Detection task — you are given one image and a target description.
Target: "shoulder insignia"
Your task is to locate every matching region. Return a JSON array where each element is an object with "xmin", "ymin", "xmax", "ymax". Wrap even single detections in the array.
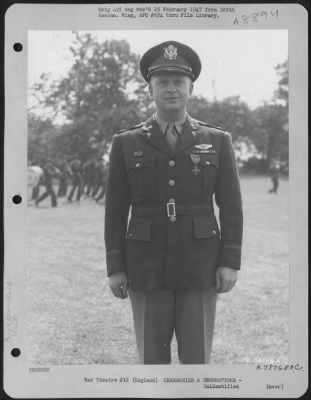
[
  {"xmin": 129, "ymin": 123, "xmax": 144, "ymax": 130},
  {"xmin": 198, "ymin": 120, "xmax": 225, "ymax": 131},
  {"xmin": 116, "ymin": 123, "xmax": 144, "ymax": 135}
]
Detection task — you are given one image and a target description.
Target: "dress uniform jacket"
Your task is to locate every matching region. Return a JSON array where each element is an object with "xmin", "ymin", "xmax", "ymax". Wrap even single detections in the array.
[{"xmin": 104, "ymin": 115, "xmax": 243, "ymax": 290}]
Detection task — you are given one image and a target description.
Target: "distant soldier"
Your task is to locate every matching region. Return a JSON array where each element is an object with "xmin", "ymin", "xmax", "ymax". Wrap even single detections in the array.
[
  {"xmin": 35, "ymin": 160, "xmax": 59, "ymax": 207},
  {"xmin": 68, "ymin": 157, "xmax": 83, "ymax": 202},
  {"xmin": 57, "ymin": 157, "xmax": 72, "ymax": 197},
  {"xmin": 91, "ymin": 159, "xmax": 103, "ymax": 199},
  {"xmin": 28, "ymin": 164, "xmax": 44, "ymax": 201},
  {"xmin": 95, "ymin": 159, "xmax": 108, "ymax": 203},
  {"xmin": 268, "ymin": 160, "xmax": 281, "ymax": 194},
  {"xmin": 82, "ymin": 159, "xmax": 96, "ymax": 196}
]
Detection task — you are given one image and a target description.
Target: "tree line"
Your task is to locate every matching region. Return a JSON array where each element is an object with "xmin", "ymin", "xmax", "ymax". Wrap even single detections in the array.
[{"xmin": 28, "ymin": 33, "xmax": 288, "ymax": 174}]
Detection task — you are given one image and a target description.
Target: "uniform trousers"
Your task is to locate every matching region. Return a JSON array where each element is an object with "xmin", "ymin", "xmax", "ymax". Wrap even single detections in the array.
[{"xmin": 128, "ymin": 286, "xmax": 218, "ymax": 364}]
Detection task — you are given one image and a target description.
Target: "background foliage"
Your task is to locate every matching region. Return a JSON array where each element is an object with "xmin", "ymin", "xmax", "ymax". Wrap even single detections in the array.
[{"xmin": 28, "ymin": 33, "xmax": 288, "ymax": 173}]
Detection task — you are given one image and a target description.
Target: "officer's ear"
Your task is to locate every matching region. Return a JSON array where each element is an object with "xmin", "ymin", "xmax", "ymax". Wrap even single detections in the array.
[
  {"xmin": 148, "ymin": 82, "xmax": 154, "ymax": 97},
  {"xmin": 189, "ymin": 80, "xmax": 194, "ymax": 95}
]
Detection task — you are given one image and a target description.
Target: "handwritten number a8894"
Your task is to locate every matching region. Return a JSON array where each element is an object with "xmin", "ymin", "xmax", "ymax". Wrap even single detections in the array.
[{"xmin": 233, "ymin": 9, "xmax": 279, "ymax": 25}]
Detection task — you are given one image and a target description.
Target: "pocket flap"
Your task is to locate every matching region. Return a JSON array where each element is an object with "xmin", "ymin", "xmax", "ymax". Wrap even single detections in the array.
[
  {"xmin": 126, "ymin": 218, "xmax": 152, "ymax": 241},
  {"xmin": 193, "ymin": 216, "xmax": 220, "ymax": 239},
  {"xmin": 126, "ymin": 156, "xmax": 155, "ymax": 170}
]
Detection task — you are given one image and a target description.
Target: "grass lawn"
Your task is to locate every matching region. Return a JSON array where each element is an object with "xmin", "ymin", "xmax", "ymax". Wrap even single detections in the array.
[{"xmin": 27, "ymin": 176, "xmax": 289, "ymax": 365}]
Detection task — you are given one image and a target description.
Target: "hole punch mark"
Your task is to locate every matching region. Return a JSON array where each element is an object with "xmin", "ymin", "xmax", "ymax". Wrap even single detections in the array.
[
  {"xmin": 12, "ymin": 195, "xmax": 22, "ymax": 204},
  {"xmin": 11, "ymin": 348, "xmax": 21, "ymax": 357},
  {"xmin": 13, "ymin": 43, "xmax": 23, "ymax": 52}
]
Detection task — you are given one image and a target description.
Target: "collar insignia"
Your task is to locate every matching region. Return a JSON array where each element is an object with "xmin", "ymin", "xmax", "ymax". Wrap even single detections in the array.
[
  {"xmin": 163, "ymin": 44, "xmax": 178, "ymax": 61},
  {"xmin": 141, "ymin": 124, "xmax": 152, "ymax": 138},
  {"xmin": 142, "ymin": 124, "xmax": 152, "ymax": 132},
  {"xmin": 189, "ymin": 118, "xmax": 200, "ymax": 131}
]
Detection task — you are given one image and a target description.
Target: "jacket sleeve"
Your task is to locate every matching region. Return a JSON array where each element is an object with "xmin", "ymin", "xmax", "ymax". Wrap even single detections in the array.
[
  {"xmin": 215, "ymin": 131, "xmax": 243, "ymax": 270},
  {"xmin": 104, "ymin": 134, "xmax": 130, "ymax": 276}
]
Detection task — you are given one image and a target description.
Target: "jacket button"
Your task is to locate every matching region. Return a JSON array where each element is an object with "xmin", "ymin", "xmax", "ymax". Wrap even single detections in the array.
[
  {"xmin": 169, "ymin": 160, "xmax": 175, "ymax": 167},
  {"xmin": 169, "ymin": 216, "xmax": 176, "ymax": 222},
  {"xmin": 168, "ymin": 179, "xmax": 175, "ymax": 186},
  {"xmin": 212, "ymin": 230, "xmax": 216, "ymax": 234}
]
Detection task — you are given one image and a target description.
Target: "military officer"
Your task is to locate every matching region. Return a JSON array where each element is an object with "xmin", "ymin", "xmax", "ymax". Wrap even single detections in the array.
[{"xmin": 104, "ymin": 41, "xmax": 243, "ymax": 364}]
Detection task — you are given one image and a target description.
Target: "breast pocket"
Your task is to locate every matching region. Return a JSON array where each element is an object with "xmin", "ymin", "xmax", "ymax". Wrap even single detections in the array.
[
  {"xmin": 125, "ymin": 155, "xmax": 156, "ymax": 197},
  {"xmin": 190, "ymin": 154, "xmax": 219, "ymax": 193}
]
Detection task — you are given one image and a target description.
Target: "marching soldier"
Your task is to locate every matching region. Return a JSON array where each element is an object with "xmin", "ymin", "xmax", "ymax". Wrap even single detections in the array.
[
  {"xmin": 35, "ymin": 159, "xmax": 59, "ymax": 207},
  {"xmin": 82, "ymin": 158, "xmax": 96, "ymax": 196},
  {"xmin": 91, "ymin": 158, "xmax": 104, "ymax": 199},
  {"xmin": 95, "ymin": 158, "xmax": 108, "ymax": 203},
  {"xmin": 104, "ymin": 41, "xmax": 243, "ymax": 364},
  {"xmin": 57, "ymin": 156, "xmax": 72, "ymax": 197},
  {"xmin": 67, "ymin": 157, "xmax": 83, "ymax": 202}
]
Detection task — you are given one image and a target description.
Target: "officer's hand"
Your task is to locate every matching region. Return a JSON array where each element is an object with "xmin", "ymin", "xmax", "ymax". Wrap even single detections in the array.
[
  {"xmin": 108, "ymin": 272, "xmax": 128, "ymax": 299},
  {"xmin": 216, "ymin": 267, "xmax": 238, "ymax": 293}
]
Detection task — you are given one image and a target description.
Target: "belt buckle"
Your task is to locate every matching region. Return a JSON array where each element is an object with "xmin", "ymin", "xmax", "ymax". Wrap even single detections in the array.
[{"xmin": 166, "ymin": 200, "xmax": 176, "ymax": 218}]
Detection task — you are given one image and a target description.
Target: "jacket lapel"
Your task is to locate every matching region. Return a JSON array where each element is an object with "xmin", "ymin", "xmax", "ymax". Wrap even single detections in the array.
[
  {"xmin": 139, "ymin": 117, "xmax": 172, "ymax": 156},
  {"xmin": 172, "ymin": 117, "xmax": 203, "ymax": 156}
]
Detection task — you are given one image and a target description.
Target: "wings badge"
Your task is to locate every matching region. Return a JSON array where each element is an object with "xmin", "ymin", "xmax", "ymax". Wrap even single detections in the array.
[
  {"xmin": 193, "ymin": 144, "xmax": 216, "ymax": 153},
  {"xmin": 194, "ymin": 144, "xmax": 213, "ymax": 150}
]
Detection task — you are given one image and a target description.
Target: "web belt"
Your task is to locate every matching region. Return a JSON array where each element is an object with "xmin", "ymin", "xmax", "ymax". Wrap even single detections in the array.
[{"xmin": 131, "ymin": 201, "xmax": 213, "ymax": 218}]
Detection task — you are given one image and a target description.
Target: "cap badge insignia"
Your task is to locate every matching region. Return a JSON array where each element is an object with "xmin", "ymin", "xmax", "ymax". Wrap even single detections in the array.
[{"xmin": 164, "ymin": 44, "xmax": 178, "ymax": 61}]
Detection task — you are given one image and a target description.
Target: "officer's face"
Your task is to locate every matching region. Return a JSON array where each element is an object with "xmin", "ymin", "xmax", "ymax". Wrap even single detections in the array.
[{"xmin": 149, "ymin": 73, "xmax": 193, "ymax": 113}]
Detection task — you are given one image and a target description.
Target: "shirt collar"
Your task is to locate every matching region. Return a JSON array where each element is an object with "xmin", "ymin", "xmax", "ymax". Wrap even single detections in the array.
[{"xmin": 153, "ymin": 112, "xmax": 187, "ymax": 135}]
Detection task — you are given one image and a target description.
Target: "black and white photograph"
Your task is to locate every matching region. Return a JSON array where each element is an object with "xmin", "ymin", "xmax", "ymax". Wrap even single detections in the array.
[
  {"xmin": 26, "ymin": 28, "xmax": 289, "ymax": 365},
  {"xmin": 3, "ymin": 3, "xmax": 308, "ymax": 398}
]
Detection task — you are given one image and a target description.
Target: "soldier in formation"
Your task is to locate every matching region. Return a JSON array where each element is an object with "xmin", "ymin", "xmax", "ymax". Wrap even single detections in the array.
[
  {"xmin": 67, "ymin": 157, "xmax": 83, "ymax": 202},
  {"xmin": 82, "ymin": 158, "xmax": 97, "ymax": 197},
  {"xmin": 35, "ymin": 159, "xmax": 59, "ymax": 207},
  {"xmin": 29, "ymin": 154, "xmax": 109, "ymax": 207},
  {"xmin": 94, "ymin": 158, "xmax": 108, "ymax": 203},
  {"xmin": 56, "ymin": 156, "xmax": 72, "ymax": 197}
]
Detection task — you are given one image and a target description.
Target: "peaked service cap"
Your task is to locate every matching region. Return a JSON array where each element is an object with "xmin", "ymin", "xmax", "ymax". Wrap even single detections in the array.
[{"xmin": 140, "ymin": 41, "xmax": 201, "ymax": 83}]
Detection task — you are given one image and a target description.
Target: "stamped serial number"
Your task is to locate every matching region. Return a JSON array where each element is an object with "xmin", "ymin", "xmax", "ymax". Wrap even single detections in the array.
[{"xmin": 220, "ymin": 8, "xmax": 235, "ymax": 12}]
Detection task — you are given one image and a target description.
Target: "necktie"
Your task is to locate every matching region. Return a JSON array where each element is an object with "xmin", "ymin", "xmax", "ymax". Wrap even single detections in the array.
[{"xmin": 165, "ymin": 124, "xmax": 179, "ymax": 149}]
